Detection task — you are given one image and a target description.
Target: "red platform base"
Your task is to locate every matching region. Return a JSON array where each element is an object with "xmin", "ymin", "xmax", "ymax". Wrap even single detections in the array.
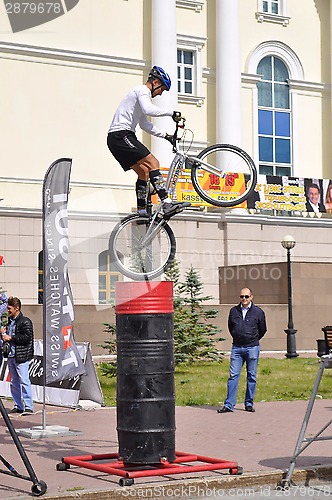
[{"xmin": 57, "ymin": 451, "xmax": 242, "ymax": 486}]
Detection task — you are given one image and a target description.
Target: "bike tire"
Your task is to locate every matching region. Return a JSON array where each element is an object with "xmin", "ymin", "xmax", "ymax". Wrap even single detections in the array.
[
  {"xmin": 191, "ymin": 144, "xmax": 257, "ymax": 208},
  {"xmin": 109, "ymin": 214, "xmax": 176, "ymax": 281}
]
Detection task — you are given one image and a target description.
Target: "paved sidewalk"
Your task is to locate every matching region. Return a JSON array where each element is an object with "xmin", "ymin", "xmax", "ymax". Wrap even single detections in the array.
[{"xmin": 0, "ymin": 399, "xmax": 332, "ymax": 499}]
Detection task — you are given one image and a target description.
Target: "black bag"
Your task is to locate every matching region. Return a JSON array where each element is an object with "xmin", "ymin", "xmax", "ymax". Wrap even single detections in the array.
[{"xmin": 2, "ymin": 342, "xmax": 11, "ymax": 358}]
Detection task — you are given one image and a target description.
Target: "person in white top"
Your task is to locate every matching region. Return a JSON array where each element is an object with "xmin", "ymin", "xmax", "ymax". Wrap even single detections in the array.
[{"xmin": 107, "ymin": 66, "xmax": 191, "ymax": 218}]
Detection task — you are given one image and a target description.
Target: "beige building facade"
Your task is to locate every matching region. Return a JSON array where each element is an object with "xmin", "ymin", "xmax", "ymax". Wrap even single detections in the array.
[{"xmin": 0, "ymin": 0, "xmax": 332, "ymax": 353}]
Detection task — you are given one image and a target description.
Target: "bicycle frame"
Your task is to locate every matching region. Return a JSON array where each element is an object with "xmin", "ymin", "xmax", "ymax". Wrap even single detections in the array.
[{"xmin": 137, "ymin": 119, "xmax": 226, "ymax": 248}]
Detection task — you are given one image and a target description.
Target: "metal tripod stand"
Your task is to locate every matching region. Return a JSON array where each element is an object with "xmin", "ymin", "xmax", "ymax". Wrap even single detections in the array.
[
  {"xmin": 0, "ymin": 398, "xmax": 47, "ymax": 496},
  {"xmin": 278, "ymin": 354, "xmax": 332, "ymax": 489}
]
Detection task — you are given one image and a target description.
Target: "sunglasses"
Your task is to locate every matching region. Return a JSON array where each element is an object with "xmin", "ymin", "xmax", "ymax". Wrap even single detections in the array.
[{"xmin": 240, "ymin": 295, "xmax": 250, "ymax": 299}]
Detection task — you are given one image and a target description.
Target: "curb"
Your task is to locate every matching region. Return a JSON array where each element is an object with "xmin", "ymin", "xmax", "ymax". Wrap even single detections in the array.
[{"xmin": 11, "ymin": 465, "xmax": 332, "ymax": 500}]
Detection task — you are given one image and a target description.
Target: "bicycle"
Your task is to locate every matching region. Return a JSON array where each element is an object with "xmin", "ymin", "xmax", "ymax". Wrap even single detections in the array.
[{"xmin": 109, "ymin": 118, "xmax": 257, "ymax": 281}]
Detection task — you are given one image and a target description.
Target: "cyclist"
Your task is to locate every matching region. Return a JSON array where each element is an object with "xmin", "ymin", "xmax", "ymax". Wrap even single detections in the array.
[{"xmin": 107, "ymin": 65, "xmax": 191, "ymax": 218}]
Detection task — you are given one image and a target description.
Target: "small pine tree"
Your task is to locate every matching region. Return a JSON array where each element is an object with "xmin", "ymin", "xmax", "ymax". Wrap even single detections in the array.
[
  {"xmin": 164, "ymin": 258, "xmax": 182, "ymax": 309},
  {"xmin": 165, "ymin": 263, "xmax": 224, "ymax": 365},
  {"xmin": 98, "ymin": 322, "xmax": 117, "ymax": 377}
]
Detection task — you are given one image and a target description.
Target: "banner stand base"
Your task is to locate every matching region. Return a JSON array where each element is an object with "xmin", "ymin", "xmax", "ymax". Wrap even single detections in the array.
[
  {"xmin": 15, "ymin": 425, "xmax": 82, "ymax": 440},
  {"xmin": 78, "ymin": 400, "xmax": 102, "ymax": 410}
]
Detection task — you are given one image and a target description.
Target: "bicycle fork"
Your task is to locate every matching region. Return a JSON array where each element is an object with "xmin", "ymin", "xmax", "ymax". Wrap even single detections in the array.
[{"xmin": 139, "ymin": 213, "xmax": 167, "ymax": 248}]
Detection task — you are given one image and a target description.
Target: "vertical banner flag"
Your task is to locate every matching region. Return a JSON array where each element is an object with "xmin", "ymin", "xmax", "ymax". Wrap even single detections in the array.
[{"xmin": 42, "ymin": 159, "xmax": 85, "ymax": 384}]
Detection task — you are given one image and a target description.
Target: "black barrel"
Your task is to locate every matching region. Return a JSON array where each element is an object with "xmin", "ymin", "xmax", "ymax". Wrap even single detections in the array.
[{"xmin": 115, "ymin": 281, "xmax": 175, "ymax": 465}]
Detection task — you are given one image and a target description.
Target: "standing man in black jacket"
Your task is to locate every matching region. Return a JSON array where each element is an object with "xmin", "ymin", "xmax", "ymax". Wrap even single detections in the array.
[
  {"xmin": 0, "ymin": 296, "xmax": 34, "ymax": 415},
  {"xmin": 218, "ymin": 287, "xmax": 267, "ymax": 414}
]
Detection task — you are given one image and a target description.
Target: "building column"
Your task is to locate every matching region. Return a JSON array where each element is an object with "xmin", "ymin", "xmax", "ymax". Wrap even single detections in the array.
[
  {"xmin": 216, "ymin": 0, "xmax": 242, "ymax": 147},
  {"xmin": 151, "ymin": 0, "xmax": 178, "ymax": 168}
]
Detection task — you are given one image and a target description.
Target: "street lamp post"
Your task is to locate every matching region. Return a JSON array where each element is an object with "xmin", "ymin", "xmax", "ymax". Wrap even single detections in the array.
[{"xmin": 281, "ymin": 235, "xmax": 299, "ymax": 359}]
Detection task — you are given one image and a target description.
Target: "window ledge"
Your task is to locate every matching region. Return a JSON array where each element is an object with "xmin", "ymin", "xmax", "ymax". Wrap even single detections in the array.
[
  {"xmin": 178, "ymin": 94, "xmax": 205, "ymax": 107},
  {"xmin": 255, "ymin": 11, "xmax": 290, "ymax": 27},
  {"xmin": 176, "ymin": 0, "xmax": 204, "ymax": 12},
  {"xmin": 288, "ymin": 79, "xmax": 327, "ymax": 93}
]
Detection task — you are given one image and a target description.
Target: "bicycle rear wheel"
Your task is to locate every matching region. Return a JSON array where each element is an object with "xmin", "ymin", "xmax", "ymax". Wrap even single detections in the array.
[
  {"xmin": 191, "ymin": 144, "xmax": 257, "ymax": 208},
  {"xmin": 109, "ymin": 214, "xmax": 176, "ymax": 281}
]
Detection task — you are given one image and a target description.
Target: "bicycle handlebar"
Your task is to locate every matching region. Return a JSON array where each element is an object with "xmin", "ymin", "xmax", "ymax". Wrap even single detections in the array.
[{"xmin": 171, "ymin": 117, "xmax": 186, "ymax": 152}]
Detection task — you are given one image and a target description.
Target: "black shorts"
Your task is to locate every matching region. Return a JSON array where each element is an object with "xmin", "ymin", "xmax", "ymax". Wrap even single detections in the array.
[{"xmin": 107, "ymin": 131, "xmax": 150, "ymax": 171}]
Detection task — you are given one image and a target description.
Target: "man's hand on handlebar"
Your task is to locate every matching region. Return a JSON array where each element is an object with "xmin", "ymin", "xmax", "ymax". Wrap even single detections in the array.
[
  {"xmin": 164, "ymin": 133, "xmax": 175, "ymax": 144},
  {"xmin": 172, "ymin": 111, "xmax": 182, "ymax": 123}
]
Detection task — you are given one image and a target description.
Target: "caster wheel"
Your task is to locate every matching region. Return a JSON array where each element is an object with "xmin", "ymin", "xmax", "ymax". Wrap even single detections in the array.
[
  {"xmin": 119, "ymin": 478, "xmax": 134, "ymax": 487},
  {"xmin": 56, "ymin": 462, "xmax": 70, "ymax": 471},
  {"xmin": 229, "ymin": 466, "xmax": 243, "ymax": 475},
  {"xmin": 276, "ymin": 480, "xmax": 290, "ymax": 490},
  {"xmin": 31, "ymin": 480, "xmax": 47, "ymax": 496}
]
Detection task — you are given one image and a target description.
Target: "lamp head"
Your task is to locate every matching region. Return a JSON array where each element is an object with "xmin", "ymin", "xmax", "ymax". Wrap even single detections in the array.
[{"xmin": 281, "ymin": 235, "xmax": 296, "ymax": 250}]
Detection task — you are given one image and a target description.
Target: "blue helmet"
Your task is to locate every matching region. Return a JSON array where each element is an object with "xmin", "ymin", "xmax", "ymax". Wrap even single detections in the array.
[{"xmin": 149, "ymin": 66, "xmax": 171, "ymax": 91}]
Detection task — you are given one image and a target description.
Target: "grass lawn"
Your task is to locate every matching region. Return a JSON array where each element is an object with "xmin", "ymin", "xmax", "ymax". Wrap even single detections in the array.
[{"xmin": 97, "ymin": 357, "xmax": 332, "ymax": 407}]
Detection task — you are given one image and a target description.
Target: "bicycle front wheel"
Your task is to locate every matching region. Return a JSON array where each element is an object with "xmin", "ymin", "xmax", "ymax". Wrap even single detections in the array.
[
  {"xmin": 109, "ymin": 214, "xmax": 176, "ymax": 281},
  {"xmin": 191, "ymin": 144, "xmax": 257, "ymax": 208}
]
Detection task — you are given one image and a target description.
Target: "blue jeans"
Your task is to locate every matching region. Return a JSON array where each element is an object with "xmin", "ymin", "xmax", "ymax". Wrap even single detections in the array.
[
  {"xmin": 7, "ymin": 358, "xmax": 33, "ymax": 411},
  {"xmin": 224, "ymin": 345, "xmax": 260, "ymax": 411}
]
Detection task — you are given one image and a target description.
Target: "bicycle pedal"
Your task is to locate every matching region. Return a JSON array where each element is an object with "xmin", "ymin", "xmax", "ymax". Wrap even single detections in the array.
[
  {"xmin": 162, "ymin": 210, "xmax": 179, "ymax": 220},
  {"xmin": 163, "ymin": 203, "xmax": 191, "ymax": 220},
  {"xmin": 177, "ymin": 202, "xmax": 191, "ymax": 211}
]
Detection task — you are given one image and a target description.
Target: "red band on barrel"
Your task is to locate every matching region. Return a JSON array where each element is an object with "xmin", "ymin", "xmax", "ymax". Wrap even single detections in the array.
[{"xmin": 115, "ymin": 281, "xmax": 174, "ymax": 315}]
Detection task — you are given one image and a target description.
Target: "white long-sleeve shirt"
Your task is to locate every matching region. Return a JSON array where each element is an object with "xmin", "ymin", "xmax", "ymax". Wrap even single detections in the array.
[{"xmin": 108, "ymin": 85, "xmax": 173, "ymax": 138}]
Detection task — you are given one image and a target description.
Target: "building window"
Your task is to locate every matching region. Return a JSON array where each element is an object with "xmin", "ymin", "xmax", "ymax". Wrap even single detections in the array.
[
  {"xmin": 177, "ymin": 34, "xmax": 206, "ymax": 106},
  {"xmin": 256, "ymin": 0, "xmax": 289, "ymax": 26},
  {"xmin": 98, "ymin": 250, "xmax": 122, "ymax": 304},
  {"xmin": 262, "ymin": 0, "xmax": 279, "ymax": 14},
  {"xmin": 257, "ymin": 56, "xmax": 292, "ymax": 177},
  {"xmin": 38, "ymin": 250, "xmax": 43, "ymax": 304},
  {"xmin": 177, "ymin": 49, "xmax": 194, "ymax": 94}
]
